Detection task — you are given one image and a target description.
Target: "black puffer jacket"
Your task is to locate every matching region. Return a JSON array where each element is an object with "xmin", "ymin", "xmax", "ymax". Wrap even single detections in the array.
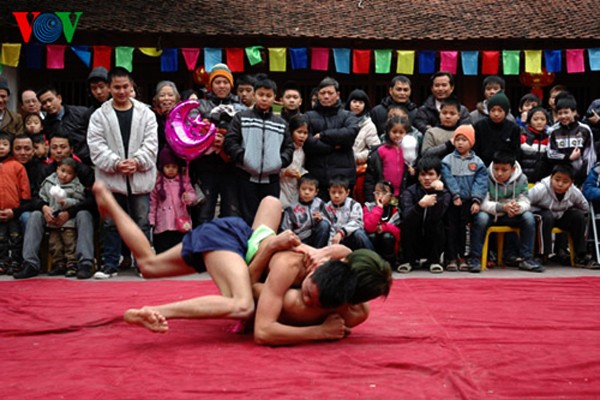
[
  {"xmin": 371, "ymin": 96, "xmax": 418, "ymax": 136},
  {"xmin": 45, "ymin": 105, "xmax": 91, "ymax": 165},
  {"xmin": 413, "ymin": 95, "xmax": 471, "ymax": 134},
  {"xmin": 304, "ymin": 100, "xmax": 359, "ymax": 185}
]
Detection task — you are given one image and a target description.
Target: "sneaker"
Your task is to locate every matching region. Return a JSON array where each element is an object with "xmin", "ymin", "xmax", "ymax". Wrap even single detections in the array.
[
  {"xmin": 119, "ymin": 256, "xmax": 133, "ymax": 270},
  {"xmin": 13, "ymin": 262, "xmax": 40, "ymax": 279},
  {"xmin": 519, "ymin": 258, "xmax": 545, "ymax": 273},
  {"xmin": 503, "ymin": 256, "xmax": 522, "ymax": 267},
  {"xmin": 65, "ymin": 267, "xmax": 78, "ymax": 277},
  {"xmin": 468, "ymin": 258, "xmax": 481, "ymax": 273},
  {"xmin": 76, "ymin": 262, "xmax": 95, "ymax": 280},
  {"xmin": 94, "ymin": 268, "xmax": 118, "ymax": 280},
  {"xmin": 48, "ymin": 265, "xmax": 67, "ymax": 276},
  {"xmin": 574, "ymin": 256, "xmax": 600, "ymax": 270}
]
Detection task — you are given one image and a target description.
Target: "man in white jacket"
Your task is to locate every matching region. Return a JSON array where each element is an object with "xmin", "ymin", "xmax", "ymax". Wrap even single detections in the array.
[{"xmin": 87, "ymin": 67, "xmax": 158, "ymax": 279}]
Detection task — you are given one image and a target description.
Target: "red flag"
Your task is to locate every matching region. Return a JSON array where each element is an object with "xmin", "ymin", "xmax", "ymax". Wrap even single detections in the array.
[
  {"xmin": 352, "ymin": 49, "xmax": 371, "ymax": 74},
  {"xmin": 93, "ymin": 46, "xmax": 112, "ymax": 69},
  {"xmin": 226, "ymin": 48, "xmax": 244, "ymax": 72},
  {"xmin": 482, "ymin": 51, "xmax": 499, "ymax": 75}
]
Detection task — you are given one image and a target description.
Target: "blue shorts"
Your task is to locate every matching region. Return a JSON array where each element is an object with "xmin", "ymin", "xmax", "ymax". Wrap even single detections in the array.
[{"xmin": 181, "ymin": 217, "xmax": 253, "ymax": 273}]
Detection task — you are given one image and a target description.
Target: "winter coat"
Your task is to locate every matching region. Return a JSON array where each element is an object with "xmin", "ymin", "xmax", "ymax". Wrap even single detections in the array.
[
  {"xmin": 529, "ymin": 176, "xmax": 588, "ymax": 219},
  {"xmin": 400, "ymin": 183, "xmax": 451, "ymax": 225},
  {"xmin": 304, "ymin": 100, "xmax": 359, "ymax": 185},
  {"xmin": 480, "ymin": 161, "xmax": 530, "ymax": 219},
  {"xmin": 149, "ymin": 174, "xmax": 196, "ymax": 234},
  {"xmin": 473, "ymin": 117, "xmax": 522, "ymax": 167},
  {"xmin": 520, "ymin": 126, "xmax": 550, "ymax": 184},
  {"xmin": 353, "ymin": 115, "xmax": 380, "ymax": 164},
  {"xmin": 469, "ymin": 100, "xmax": 516, "ymax": 125},
  {"xmin": 547, "ymin": 121, "xmax": 596, "ymax": 183},
  {"xmin": 324, "ymin": 197, "xmax": 364, "ymax": 242},
  {"xmin": 0, "ymin": 109, "xmax": 24, "ymax": 135},
  {"xmin": 441, "ymin": 150, "xmax": 488, "ymax": 202},
  {"xmin": 413, "ymin": 95, "xmax": 471, "ymax": 134},
  {"xmin": 364, "ymin": 143, "xmax": 407, "ymax": 202},
  {"xmin": 87, "ymin": 98, "xmax": 158, "ymax": 195},
  {"xmin": 42, "ymin": 160, "xmax": 95, "ymax": 218},
  {"xmin": 0, "ymin": 157, "xmax": 30, "ymax": 210},
  {"xmin": 39, "ymin": 173, "xmax": 86, "ymax": 228},
  {"xmin": 582, "ymin": 162, "xmax": 600, "ymax": 202},
  {"xmin": 281, "ymin": 197, "xmax": 328, "ymax": 241},
  {"xmin": 224, "ymin": 107, "xmax": 294, "ymax": 184},
  {"xmin": 12, "ymin": 158, "xmax": 46, "ymax": 217},
  {"xmin": 371, "ymin": 96, "xmax": 418, "ymax": 136},
  {"xmin": 363, "ymin": 202, "xmax": 401, "ymax": 243},
  {"xmin": 44, "ymin": 105, "xmax": 91, "ymax": 165}
]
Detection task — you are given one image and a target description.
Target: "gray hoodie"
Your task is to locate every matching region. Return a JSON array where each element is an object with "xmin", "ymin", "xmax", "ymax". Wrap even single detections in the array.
[{"xmin": 529, "ymin": 176, "xmax": 589, "ymax": 219}]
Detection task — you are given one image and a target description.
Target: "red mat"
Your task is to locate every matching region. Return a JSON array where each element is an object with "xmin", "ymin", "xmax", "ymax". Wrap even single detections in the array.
[{"xmin": 1, "ymin": 277, "xmax": 600, "ymax": 399}]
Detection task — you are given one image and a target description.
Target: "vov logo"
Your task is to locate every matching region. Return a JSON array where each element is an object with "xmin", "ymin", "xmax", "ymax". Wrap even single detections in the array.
[{"xmin": 12, "ymin": 12, "xmax": 83, "ymax": 44}]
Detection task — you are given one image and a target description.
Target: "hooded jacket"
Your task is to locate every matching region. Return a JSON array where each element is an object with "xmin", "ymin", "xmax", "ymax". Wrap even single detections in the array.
[
  {"xmin": 371, "ymin": 96, "xmax": 418, "ymax": 136},
  {"xmin": 441, "ymin": 150, "xmax": 488, "ymax": 202},
  {"xmin": 38, "ymin": 173, "xmax": 86, "ymax": 228},
  {"xmin": 480, "ymin": 161, "xmax": 530, "ymax": 219},
  {"xmin": 529, "ymin": 176, "xmax": 588, "ymax": 219},
  {"xmin": 413, "ymin": 95, "xmax": 471, "ymax": 134},
  {"xmin": 547, "ymin": 120, "xmax": 596, "ymax": 183}
]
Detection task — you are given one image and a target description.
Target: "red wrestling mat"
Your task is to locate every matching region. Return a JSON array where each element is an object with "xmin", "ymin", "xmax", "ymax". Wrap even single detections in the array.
[{"xmin": 1, "ymin": 277, "xmax": 600, "ymax": 399}]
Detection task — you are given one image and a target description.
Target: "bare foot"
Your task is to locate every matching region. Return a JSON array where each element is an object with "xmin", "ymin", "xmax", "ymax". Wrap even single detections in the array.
[
  {"xmin": 124, "ymin": 307, "xmax": 169, "ymax": 333},
  {"xmin": 92, "ymin": 181, "xmax": 117, "ymax": 219}
]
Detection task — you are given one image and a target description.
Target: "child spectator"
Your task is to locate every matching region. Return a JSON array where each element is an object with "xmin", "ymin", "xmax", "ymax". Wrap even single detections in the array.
[
  {"xmin": 224, "ymin": 77, "xmax": 294, "ymax": 224},
  {"xmin": 384, "ymin": 104, "xmax": 423, "ymax": 148},
  {"xmin": 280, "ymin": 115, "xmax": 309, "ymax": 207},
  {"xmin": 441, "ymin": 125, "xmax": 488, "ymax": 271},
  {"xmin": 38, "ymin": 157, "xmax": 85, "ymax": 276},
  {"xmin": 473, "ymin": 91, "xmax": 522, "ymax": 166},
  {"xmin": 398, "ymin": 157, "xmax": 450, "ymax": 273},
  {"xmin": 364, "ymin": 116, "xmax": 411, "ymax": 203},
  {"xmin": 280, "ymin": 81, "xmax": 303, "ymax": 123},
  {"xmin": 149, "ymin": 147, "xmax": 197, "ymax": 255},
  {"xmin": 469, "ymin": 151, "xmax": 543, "ymax": 273},
  {"xmin": 23, "ymin": 112, "xmax": 44, "ymax": 135},
  {"xmin": 520, "ymin": 107, "xmax": 550, "ymax": 184},
  {"xmin": 529, "ymin": 164, "xmax": 598, "ymax": 268},
  {"xmin": 421, "ymin": 96, "xmax": 462, "ymax": 158},
  {"xmin": 236, "ymin": 74, "xmax": 257, "ymax": 108},
  {"xmin": 363, "ymin": 180, "xmax": 401, "ymax": 266},
  {"xmin": 515, "ymin": 93, "xmax": 541, "ymax": 128},
  {"xmin": 324, "ymin": 176, "xmax": 374, "ymax": 250},
  {"xmin": 0, "ymin": 132, "xmax": 31, "ymax": 274},
  {"xmin": 547, "ymin": 93, "xmax": 596, "ymax": 185},
  {"xmin": 280, "ymin": 174, "xmax": 330, "ymax": 248},
  {"xmin": 547, "ymin": 84, "xmax": 567, "ymax": 125},
  {"xmin": 348, "ymin": 89, "xmax": 380, "ymax": 204},
  {"xmin": 31, "ymin": 133, "xmax": 51, "ymax": 165},
  {"xmin": 470, "ymin": 76, "xmax": 515, "ymax": 124}
]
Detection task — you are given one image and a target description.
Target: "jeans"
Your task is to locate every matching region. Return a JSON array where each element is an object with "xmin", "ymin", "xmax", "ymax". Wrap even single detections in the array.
[
  {"xmin": 470, "ymin": 211, "xmax": 536, "ymax": 259},
  {"xmin": 191, "ymin": 167, "xmax": 239, "ymax": 226},
  {"xmin": 341, "ymin": 228, "xmax": 375, "ymax": 251},
  {"xmin": 101, "ymin": 193, "xmax": 150, "ymax": 271},
  {"xmin": 19, "ymin": 211, "xmax": 31, "ymax": 232},
  {"xmin": 22, "ymin": 210, "xmax": 95, "ymax": 270},
  {"xmin": 302, "ymin": 219, "xmax": 331, "ymax": 249}
]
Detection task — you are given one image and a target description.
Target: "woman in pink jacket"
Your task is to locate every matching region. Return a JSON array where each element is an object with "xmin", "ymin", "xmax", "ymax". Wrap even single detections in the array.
[{"xmin": 149, "ymin": 147, "xmax": 197, "ymax": 254}]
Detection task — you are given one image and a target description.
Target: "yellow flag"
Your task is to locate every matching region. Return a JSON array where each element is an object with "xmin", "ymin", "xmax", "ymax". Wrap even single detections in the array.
[
  {"xmin": 138, "ymin": 47, "xmax": 163, "ymax": 57},
  {"xmin": 524, "ymin": 50, "xmax": 542, "ymax": 74},
  {"xmin": 268, "ymin": 48, "xmax": 286, "ymax": 72},
  {"xmin": 0, "ymin": 43, "xmax": 22, "ymax": 67},
  {"xmin": 396, "ymin": 50, "xmax": 415, "ymax": 75}
]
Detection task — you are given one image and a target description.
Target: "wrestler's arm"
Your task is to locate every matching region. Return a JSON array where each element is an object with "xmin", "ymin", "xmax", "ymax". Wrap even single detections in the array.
[
  {"xmin": 248, "ymin": 231, "xmax": 301, "ymax": 284},
  {"xmin": 297, "ymin": 243, "xmax": 352, "ymax": 271},
  {"xmin": 254, "ymin": 262, "xmax": 347, "ymax": 346},
  {"xmin": 339, "ymin": 303, "xmax": 370, "ymax": 328}
]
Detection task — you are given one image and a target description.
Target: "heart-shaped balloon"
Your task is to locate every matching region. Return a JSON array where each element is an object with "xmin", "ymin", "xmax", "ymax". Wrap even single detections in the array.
[{"xmin": 165, "ymin": 100, "xmax": 217, "ymax": 161}]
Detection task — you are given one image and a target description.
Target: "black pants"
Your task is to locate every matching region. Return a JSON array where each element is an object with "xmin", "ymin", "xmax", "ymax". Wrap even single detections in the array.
[
  {"xmin": 368, "ymin": 232, "xmax": 397, "ymax": 263},
  {"xmin": 237, "ymin": 177, "xmax": 280, "ymax": 226},
  {"xmin": 534, "ymin": 209, "xmax": 587, "ymax": 257},
  {"xmin": 0, "ymin": 219, "xmax": 22, "ymax": 264},
  {"xmin": 445, "ymin": 201, "xmax": 472, "ymax": 261},
  {"xmin": 401, "ymin": 218, "xmax": 444, "ymax": 266},
  {"xmin": 153, "ymin": 230, "xmax": 186, "ymax": 255}
]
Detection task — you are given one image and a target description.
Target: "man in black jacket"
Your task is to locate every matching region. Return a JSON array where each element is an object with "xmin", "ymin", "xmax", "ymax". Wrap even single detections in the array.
[
  {"xmin": 37, "ymin": 86, "xmax": 91, "ymax": 165},
  {"xmin": 304, "ymin": 77, "xmax": 359, "ymax": 201},
  {"xmin": 371, "ymin": 75, "xmax": 418, "ymax": 136}
]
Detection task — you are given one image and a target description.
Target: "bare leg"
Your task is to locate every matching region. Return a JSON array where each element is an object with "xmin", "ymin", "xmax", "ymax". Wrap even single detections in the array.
[
  {"xmin": 252, "ymin": 196, "xmax": 283, "ymax": 231},
  {"xmin": 94, "ymin": 181, "xmax": 194, "ymax": 278}
]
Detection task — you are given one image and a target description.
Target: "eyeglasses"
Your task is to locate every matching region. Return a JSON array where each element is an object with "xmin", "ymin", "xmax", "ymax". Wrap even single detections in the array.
[{"xmin": 373, "ymin": 191, "xmax": 392, "ymax": 196}]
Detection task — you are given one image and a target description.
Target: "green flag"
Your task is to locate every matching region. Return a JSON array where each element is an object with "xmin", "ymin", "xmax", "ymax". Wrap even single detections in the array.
[
  {"xmin": 374, "ymin": 49, "xmax": 392, "ymax": 74},
  {"xmin": 502, "ymin": 50, "xmax": 520, "ymax": 75},
  {"xmin": 115, "ymin": 47, "xmax": 134, "ymax": 72},
  {"xmin": 245, "ymin": 46, "xmax": 263, "ymax": 66}
]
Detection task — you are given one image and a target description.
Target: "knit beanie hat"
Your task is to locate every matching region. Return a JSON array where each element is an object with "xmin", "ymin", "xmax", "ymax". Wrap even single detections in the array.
[
  {"xmin": 158, "ymin": 146, "xmax": 184, "ymax": 169},
  {"xmin": 453, "ymin": 124, "xmax": 475, "ymax": 146},
  {"xmin": 209, "ymin": 63, "xmax": 234, "ymax": 88},
  {"xmin": 487, "ymin": 91, "xmax": 510, "ymax": 114},
  {"xmin": 0, "ymin": 76, "xmax": 10, "ymax": 95},
  {"xmin": 87, "ymin": 66, "xmax": 108, "ymax": 82}
]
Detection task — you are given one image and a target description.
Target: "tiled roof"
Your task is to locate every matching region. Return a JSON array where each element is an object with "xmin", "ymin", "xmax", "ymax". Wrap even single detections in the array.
[{"xmin": 3, "ymin": 0, "xmax": 599, "ymax": 44}]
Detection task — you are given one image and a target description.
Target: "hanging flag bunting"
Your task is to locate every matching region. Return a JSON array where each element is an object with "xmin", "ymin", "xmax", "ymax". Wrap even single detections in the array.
[
  {"xmin": 160, "ymin": 48, "xmax": 178, "ymax": 72},
  {"xmin": 268, "ymin": 48, "xmax": 286, "ymax": 72},
  {"xmin": 139, "ymin": 47, "xmax": 163, "ymax": 57},
  {"xmin": 204, "ymin": 48, "xmax": 222, "ymax": 72},
  {"xmin": 502, "ymin": 50, "xmax": 520, "ymax": 75},
  {"xmin": 461, "ymin": 51, "xmax": 479, "ymax": 76},
  {"xmin": 566, "ymin": 49, "xmax": 585, "ymax": 73},
  {"xmin": 226, "ymin": 48, "xmax": 244, "ymax": 72},
  {"xmin": 289, "ymin": 48, "xmax": 308, "ymax": 70},
  {"xmin": 482, "ymin": 51, "xmax": 499, "ymax": 75},
  {"xmin": 0, "ymin": 43, "xmax": 21, "ymax": 67},
  {"xmin": 588, "ymin": 48, "xmax": 600, "ymax": 72},
  {"xmin": 245, "ymin": 46, "xmax": 263, "ymax": 66},
  {"xmin": 181, "ymin": 48, "xmax": 200, "ymax": 71},
  {"xmin": 353, "ymin": 49, "xmax": 371, "ymax": 74},
  {"xmin": 439, "ymin": 51, "xmax": 458, "ymax": 74},
  {"xmin": 544, "ymin": 50, "xmax": 562, "ymax": 73},
  {"xmin": 418, "ymin": 51, "xmax": 435, "ymax": 74},
  {"xmin": 115, "ymin": 46, "xmax": 134, "ymax": 72},
  {"xmin": 374, "ymin": 49, "xmax": 392, "ymax": 74},
  {"xmin": 333, "ymin": 48, "xmax": 350, "ymax": 74},
  {"xmin": 71, "ymin": 45, "xmax": 91, "ymax": 67},
  {"xmin": 47, "ymin": 44, "xmax": 66, "ymax": 69},
  {"xmin": 25, "ymin": 43, "xmax": 43, "ymax": 69},
  {"xmin": 93, "ymin": 46, "xmax": 112, "ymax": 69},
  {"xmin": 0, "ymin": 65, "xmax": 2, "ymax": 74},
  {"xmin": 396, "ymin": 51, "xmax": 415, "ymax": 75},
  {"xmin": 311, "ymin": 48, "xmax": 329, "ymax": 71},
  {"xmin": 524, "ymin": 50, "xmax": 542, "ymax": 74}
]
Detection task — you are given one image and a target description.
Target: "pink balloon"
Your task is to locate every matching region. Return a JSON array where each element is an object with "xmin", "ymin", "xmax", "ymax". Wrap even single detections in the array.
[{"xmin": 165, "ymin": 100, "xmax": 217, "ymax": 161}]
